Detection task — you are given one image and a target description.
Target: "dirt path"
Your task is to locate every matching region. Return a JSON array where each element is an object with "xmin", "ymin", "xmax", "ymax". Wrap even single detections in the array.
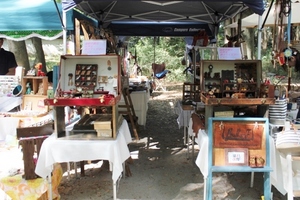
[{"xmin": 0, "ymin": 84, "xmax": 290, "ymax": 199}]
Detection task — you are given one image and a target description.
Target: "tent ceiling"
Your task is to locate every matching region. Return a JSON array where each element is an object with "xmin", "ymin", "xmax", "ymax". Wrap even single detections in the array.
[
  {"xmin": 64, "ymin": 0, "xmax": 265, "ymax": 36},
  {"xmin": 0, "ymin": 0, "xmax": 98, "ymax": 41},
  {"xmin": 226, "ymin": 2, "xmax": 300, "ymax": 28}
]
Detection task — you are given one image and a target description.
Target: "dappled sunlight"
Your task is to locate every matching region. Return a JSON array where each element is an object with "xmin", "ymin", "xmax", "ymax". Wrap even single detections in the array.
[
  {"xmin": 62, "ymin": 160, "xmax": 104, "ymax": 177},
  {"xmin": 130, "ymin": 150, "xmax": 139, "ymax": 160}
]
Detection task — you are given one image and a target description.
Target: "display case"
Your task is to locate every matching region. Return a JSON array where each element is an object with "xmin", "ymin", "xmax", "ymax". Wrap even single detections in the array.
[
  {"xmin": 201, "ymin": 60, "xmax": 261, "ymax": 98},
  {"xmin": 199, "ymin": 60, "xmax": 275, "ymax": 130},
  {"xmin": 200, "ymin": 60, "xmax": 274, "ymax": 104},
  {"xmin": 44, "ymin": 55, "xmax": 122, "ymax": 139}
]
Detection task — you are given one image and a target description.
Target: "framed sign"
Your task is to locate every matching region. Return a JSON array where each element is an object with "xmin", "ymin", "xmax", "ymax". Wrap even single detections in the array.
[
  {"xmin": 225, "ymin": 148, "xmax": 248, "ymax": 166},
  {"xmin": 82, "ymin": 40, "xmax": 107, "ymax": 55},
  {"xmin": 213, "ymin": 121, "xmax": 264, "ymax": 149},
  {"xmin": 217, "ymin": 47, "xmax": 242, "ymax": 60}
]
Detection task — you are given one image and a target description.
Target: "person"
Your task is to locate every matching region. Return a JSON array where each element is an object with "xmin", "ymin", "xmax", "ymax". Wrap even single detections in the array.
[
  {"xmin": 132, "ymin": 62, "xmax": 142, "ymax": 77},
  {"xmin": 0, "ymin": 38, "xmax": 18, "ymax": 75}
]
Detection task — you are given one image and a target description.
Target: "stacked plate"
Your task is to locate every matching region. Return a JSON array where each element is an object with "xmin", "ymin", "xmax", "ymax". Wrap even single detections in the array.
[
  {"xmin": 269, "ymin": 99, "xmax": 287, "ymax": 126},
  {"xmin": 276, "ymin": 130, "xmax": 300, "ymax": 147}
]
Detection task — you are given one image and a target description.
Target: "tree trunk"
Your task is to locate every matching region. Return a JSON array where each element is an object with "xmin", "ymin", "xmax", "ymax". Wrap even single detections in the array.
[
  {"xmin": 7, "ymin": 40, "xmax": 30, "ymax": 71},
  {"xmin": 244, "ymin": 28, "xmax": 255, "ymax": 60},
  {"xmin": 31, "ymin": 37, "xmax": 47, "ymax": 73},
  {"xmin": 262, "ymin": 28, "xmax": 268, "ymax": 50}
]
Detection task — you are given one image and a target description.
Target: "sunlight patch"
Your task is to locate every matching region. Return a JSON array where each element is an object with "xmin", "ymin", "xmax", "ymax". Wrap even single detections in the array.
[{"xmin": 130, "ymin": 150, "xmax": 139, "ymax": 159}]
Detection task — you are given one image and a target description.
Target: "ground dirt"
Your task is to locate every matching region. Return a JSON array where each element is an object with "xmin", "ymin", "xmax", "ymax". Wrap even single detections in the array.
[{"xmin": 0, "ymin": 84, "xmax": 295, "ymax": 200}]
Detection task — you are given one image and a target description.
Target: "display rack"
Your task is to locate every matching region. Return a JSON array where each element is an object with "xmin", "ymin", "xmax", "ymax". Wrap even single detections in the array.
[
  {"xmin": 199, "ymin": 60, "xmax": 275, "ymax": 130},
  {"xmin": 22, "ymin": 76, "xmax": 48, "ymax": 95},
  {"xmin": 44, "ymin": 55, "xmax": 122, "ymax": 139},
  {"xmin": 206, "ymin": 117, "xmax": 272, "ymax": 200}
]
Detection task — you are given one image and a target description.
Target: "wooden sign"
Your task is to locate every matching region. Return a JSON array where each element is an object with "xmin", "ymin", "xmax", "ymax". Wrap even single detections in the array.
[
  {"xmin": 82, "ymin": 40, "xmax": 107, "ymax": 55},
  {"xmin": 213, "ymin": 121, "xmax": 264, "ymax": 149},
  {"xmin": 217, "ymin": 47, "xmax": 242, "ymax": 60}
]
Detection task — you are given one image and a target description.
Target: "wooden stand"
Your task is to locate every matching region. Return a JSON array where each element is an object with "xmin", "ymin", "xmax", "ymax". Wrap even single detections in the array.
[
  {"xmin": 183, "ymin": 82, "xmax": 201, "ymax": 102},
  {"xmin": 16, "ymin": 123, "xmax": 53, "ymax": 180},
  {"xmin": 118, "ymin": 88, "xmax": 139, "ymax": 140},
  {"xmin": 206, "ymin": 117, "xmax": 272, "ymax": 200}
]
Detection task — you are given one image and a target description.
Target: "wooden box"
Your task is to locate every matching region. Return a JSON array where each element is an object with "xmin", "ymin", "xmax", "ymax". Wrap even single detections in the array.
[
  {"xmin": 94, "ymin": 121, "xmax": 111, "ymax": 130},
  {"xmin": 96, "ymin": 129, "xmax": 112, "ymax": 138},
  {"xmin": 58, "ymin": 55, "xmax": 121, "ymax": 97},
  {"xmin": 200, "ymin": 60, "xmax": 262, "ymax": 98},
  {"xmin": 45, "ymin": 55, "xmax": 122, "ymax": 139},
  {"xmin": 22, "ymin": 76, "xmax": 48, "ymax": 95}
]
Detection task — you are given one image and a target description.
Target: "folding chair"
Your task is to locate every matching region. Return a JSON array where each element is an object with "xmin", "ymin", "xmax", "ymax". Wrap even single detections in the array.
[{"xmin": 152, "ymin": 62, "xmax": 170, "ymax": 91}]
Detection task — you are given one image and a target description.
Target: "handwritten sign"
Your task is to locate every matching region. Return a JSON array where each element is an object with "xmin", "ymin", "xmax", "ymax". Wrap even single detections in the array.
[
  {"xmin": 82, "ymin": 40, "xmax": 107, "ymax": 55},
  {"xmin": 217, "ymin": 47, "xmax": 242, "ymax": 60}
]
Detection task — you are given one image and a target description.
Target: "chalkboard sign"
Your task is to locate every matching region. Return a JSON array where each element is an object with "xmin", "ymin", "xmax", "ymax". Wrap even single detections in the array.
[
  {"xmin": 217, "ymin": 47, "xmax": 242, "ymax": 60},
  {"xmin": 82, "ymin": 40, "xmax": 107, "ymax": 55}
]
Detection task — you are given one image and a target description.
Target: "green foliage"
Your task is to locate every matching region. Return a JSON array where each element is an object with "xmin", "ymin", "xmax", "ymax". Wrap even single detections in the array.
[{"xmin": 128, "ymin": 37, "xmax": 186, "ymax": 82}]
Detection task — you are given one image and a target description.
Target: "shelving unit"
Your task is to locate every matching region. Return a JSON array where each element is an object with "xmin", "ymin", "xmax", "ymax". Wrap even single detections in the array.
[
  {"xmin": 203, "ymin": 78, "xmax": 221, "ymax": 98},
  {"xmin": 199, "ymin": 60, "xmax": 275, "ymax": 130},
  {"xmin": 22, "ymin": 76, "xmax": 48, "ymax": 95},
  {"xmin": 44, "ymin": 55, "xmax": 122, "ymax": 139},
  {"xmin": 222, "ymin": 82, "xmax": 257, "ymax": 98},
  {"xmin": 182, "ymin": 82, "xmax": 201, "ymax": 101},
  {"xmin": 201, "ymin": 60, "xmax": 261, "ymax": 98}
]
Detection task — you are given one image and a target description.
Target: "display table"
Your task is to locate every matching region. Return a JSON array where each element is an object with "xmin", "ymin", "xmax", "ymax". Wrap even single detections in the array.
[
  {"xmin": 0, "ymin": 163, "xmax": 62, "ymax": 200},
  {"xmin": 35, "ymin": 120, "xmax": 132, "ymax": 200},
  {"xmin": 174, "ymin": 101, "xmax": 194, "ymax": 154},
  {"xmin": 119, "ymin": 90, "xmax": 149, "ymax": 126}
]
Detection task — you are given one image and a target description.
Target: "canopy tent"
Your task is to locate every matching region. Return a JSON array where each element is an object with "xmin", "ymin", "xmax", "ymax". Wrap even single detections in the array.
[
  {"xmin": 62, "ymin": 0, "xmax": 265, "ymax": 38},
  {"xmin": 226, "ymin": 2, "xmax": 300, "ymax": 28},
  {"xmin": 0, "ymin": 0, "xmax": 98, "ymax": 41}
]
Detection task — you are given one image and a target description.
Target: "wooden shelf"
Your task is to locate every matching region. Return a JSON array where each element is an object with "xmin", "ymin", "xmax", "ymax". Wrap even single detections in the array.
[
  {"xmin": 22, "ymin": 76, "xmax": 48, "ymax": 95},
  {"xmin": 44, "ymin": 96, "xmax": 120, "ymax": 107},
  {"xmin": 201, "ymin": 93, "xmax": 275, "ymax": 105}
]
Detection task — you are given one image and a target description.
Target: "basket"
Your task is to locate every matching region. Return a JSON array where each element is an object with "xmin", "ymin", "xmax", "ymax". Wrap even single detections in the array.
[{"xmin": 214, "ymin": 111, "xmax": 234, "ymax": 118}]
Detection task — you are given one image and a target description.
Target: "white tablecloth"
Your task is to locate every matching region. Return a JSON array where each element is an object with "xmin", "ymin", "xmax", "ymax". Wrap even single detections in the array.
[
  {"xmin": 119, "ymin": 90, "xmax": 149, "ymax": 126},
  {"xmin": 0, "ymin": 117, "xmax": 19, "ymax": 141},
  {"xmin": 0, "ymin": 96, "xmax": 22, "ymax": 112},
  {"xmin": 175, "ymin": 101, "xmax": 193, "ymax": 129},
  {"xmin": 35, "ymin": 120, "xmax": 132, "ymax": 183}
]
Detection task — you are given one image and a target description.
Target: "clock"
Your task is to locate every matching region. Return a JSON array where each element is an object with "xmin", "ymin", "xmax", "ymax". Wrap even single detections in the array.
[
  {"xmin": 284, "ymin": 48, "xmax": 293, "ymax": 58},
  {"xmin": 208, "ymin": 65, "xmax": 213, "ymax": 70}
]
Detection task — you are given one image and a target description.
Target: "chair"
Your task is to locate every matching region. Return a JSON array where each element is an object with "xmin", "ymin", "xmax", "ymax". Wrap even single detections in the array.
[{"xmin": 152, "ymin": 62, "xmax": 170, "ymax": 91}]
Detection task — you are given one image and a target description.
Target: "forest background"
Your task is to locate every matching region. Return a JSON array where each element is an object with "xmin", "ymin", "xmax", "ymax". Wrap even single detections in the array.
[{"xmin": 4, "ymin": 0, "xmax": 300, "ymax": 85}]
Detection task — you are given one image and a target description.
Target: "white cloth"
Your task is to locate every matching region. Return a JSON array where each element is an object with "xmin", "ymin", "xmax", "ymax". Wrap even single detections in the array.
[
  {"xmin": 194, "ymin": 129, "xmax": 209, "ymax": 178},
  {"xmin": 175, "ymin": 101, "xmax": 193, "ymax": 129},
  {"xmin": 273, "ymin": 130, "xmax": 300, "ymax": 195},
  {"xmin": 0, "ymin": 117, "xmax": 19, "ymax": 141},
  {"xmin": 0, "ymin": 96, "xmax": 22, "ymax": 112},
  {"xmin": 119, "ymin": 90, "xmax": 149, "ymax": 126},
  {"xmin": 35, "ymin": 120, "xmax": 132, "ymax": 183}
]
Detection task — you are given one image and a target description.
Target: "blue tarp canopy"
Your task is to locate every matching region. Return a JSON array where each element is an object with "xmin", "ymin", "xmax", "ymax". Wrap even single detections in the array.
[
  {"xmin": 62, "ymin": 0, "xmax": 265, "ymax": 37},
  {"xmin": 0, "ymin": 0, "xmax": 98, "ymax": 41}
]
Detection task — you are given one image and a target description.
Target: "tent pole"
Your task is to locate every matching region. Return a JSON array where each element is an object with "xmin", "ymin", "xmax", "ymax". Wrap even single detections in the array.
[
  {"xmin": 257, "ymin": 15, "xmax": 262, "ymax": 59},
  {"xmin": 63, "ymin": 11, "xmax": 67, "ymax": 55}
]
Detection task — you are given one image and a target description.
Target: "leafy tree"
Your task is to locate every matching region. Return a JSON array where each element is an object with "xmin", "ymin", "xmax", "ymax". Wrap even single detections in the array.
[{"xmin": 127, "ymin": 36, "xmax": 187, "ymax": 82}]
